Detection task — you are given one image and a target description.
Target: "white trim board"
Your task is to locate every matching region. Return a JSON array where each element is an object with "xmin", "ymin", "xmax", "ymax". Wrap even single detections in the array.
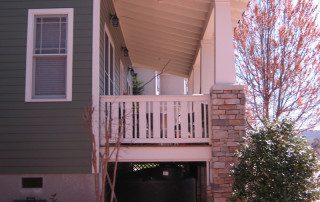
[
  {"xmin": 92, "ymin": 0, "xmax": 101, "ymax": 173},
  {"xmin": 106, "ymin": 146, "xmax": 212, "ymax": 162},
  {"xmin": 103, "ymin": 23, "xmax": 116, "ymax": 95}
]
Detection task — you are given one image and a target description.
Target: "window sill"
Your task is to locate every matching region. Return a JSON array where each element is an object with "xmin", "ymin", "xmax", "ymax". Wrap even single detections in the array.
[{"xmin": 25, "ymin": 98, "xmax": 72, "ymax": 102}]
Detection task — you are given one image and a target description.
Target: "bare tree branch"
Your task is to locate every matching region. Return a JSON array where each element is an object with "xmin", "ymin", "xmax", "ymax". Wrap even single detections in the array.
[
  {"xmin": 140, "ymin": 59, "xmax": 171, "ymax": 89},
  {"xmin": 235, "ymin": 0, "xmax": 320, "ymax": 130}
]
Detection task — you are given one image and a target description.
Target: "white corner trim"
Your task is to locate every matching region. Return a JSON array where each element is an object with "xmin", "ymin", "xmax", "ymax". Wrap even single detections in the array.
[
  {"xmin": 67, "ymin": 9, "xmax": 74, "ymax": 102},
  {"xmin": 25, "ymin": 8, "xmax": 74, "ymax": 102},
  {"xmin": 92, "ymin": 0, "xmax": 101, "ymax": 173}
]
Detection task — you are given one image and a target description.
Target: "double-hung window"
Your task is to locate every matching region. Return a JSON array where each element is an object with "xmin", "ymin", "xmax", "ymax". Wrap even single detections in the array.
[{"xmin": 25, "ymin": 8, "xmax": 74, "ymax": 102}]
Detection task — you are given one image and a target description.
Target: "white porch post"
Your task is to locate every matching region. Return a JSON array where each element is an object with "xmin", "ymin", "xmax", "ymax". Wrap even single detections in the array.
[
  {"xmin": 200, "ymin": 39, "xmax": 215, "ymax": 94},
  {"xmin": 214, "ymin": 0, "xmax": 236, "ymax": 84},
  {"xmin": 188, "ymin": 70, "xmax": 194, "ymax": 95},
  {"xmin": 208, "ymin": 2, "xmax": 245, "ymax": 201},
  {"xmin": 193, "ymin": 64, "xmax": 201, "ymax": 94}
]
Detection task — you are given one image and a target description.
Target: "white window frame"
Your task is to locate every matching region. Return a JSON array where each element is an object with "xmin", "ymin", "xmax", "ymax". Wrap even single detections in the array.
[
  {"xmin": 155, "ymin": 71, "xmax": 160, "ymax": 95},
  {"xmin": 25, "ymin": 8, "xmax": 74, "ymax": 102},
  {"xmin": 120, "ymin": 60, "xmax": 124, "ymax": 95},
  {"xmin": 127, "ymin": 74, "xmax": 133, "ymax": 95},
  {"xmin": 103, "ymin": 24, "xmax": 115, "ymax": 95}
]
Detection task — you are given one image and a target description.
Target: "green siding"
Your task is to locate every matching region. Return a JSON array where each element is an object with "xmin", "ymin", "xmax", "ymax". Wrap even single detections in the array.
[{"xmin": 0, "ymin": 0, "xmax": 93, "ymax": 174}]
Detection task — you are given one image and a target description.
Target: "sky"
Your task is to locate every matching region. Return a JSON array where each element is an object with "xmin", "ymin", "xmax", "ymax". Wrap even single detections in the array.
[{"xmin": 303, "ymin": 131, "xmax": 319, "ymax": 142}]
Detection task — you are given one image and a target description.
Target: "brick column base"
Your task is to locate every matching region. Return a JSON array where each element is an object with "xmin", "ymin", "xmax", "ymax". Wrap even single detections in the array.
[{"xmin": 207, "ymin": 85, "xmax": 245, "ymax": 202}]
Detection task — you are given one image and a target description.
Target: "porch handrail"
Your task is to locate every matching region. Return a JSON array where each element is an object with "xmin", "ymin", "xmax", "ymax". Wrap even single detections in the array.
[
  {"xmin": 100, "ymin": 94, "xmax": 210, "ymax": 102},
  {"xmin": 100, "ymin": 95, "xmax": 211, "ymax": 145}
]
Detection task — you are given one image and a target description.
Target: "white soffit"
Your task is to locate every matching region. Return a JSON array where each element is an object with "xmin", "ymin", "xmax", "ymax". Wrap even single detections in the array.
[{"xmin": 114, "ymin": 0, "xmax": 248, "ymax": 77}]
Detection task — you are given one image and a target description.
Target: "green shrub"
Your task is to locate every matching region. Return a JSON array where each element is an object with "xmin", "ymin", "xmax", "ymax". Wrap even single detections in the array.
[
  {"xmin": 132, "ymin": 73, "xmax": 144, "ymax": 95},
  {"xmin": 231, "ymin": 120, "xmax": 320, "ymax": 201}
]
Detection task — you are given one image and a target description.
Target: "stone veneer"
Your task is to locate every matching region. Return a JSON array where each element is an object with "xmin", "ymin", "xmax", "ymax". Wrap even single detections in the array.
[{"xmin": 208, "ymin": 85, "xmax": 246, "ymax": 202}]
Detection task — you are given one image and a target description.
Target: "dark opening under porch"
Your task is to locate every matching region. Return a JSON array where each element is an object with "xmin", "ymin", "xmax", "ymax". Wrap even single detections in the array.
[{"xmin": 106, "ymin": 162, "xmax": 207, "ymax": 202}]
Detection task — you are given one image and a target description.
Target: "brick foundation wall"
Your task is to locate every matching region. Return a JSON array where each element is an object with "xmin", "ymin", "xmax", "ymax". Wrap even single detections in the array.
[{"xmin": 208, "ymin": 85, "xmax": 245, "ymax": 202}]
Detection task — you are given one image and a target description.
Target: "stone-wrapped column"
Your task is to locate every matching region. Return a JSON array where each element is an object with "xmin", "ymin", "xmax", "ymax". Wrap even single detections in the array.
[{"xmin": 208, "ymin": 85, "xmax": 246, "ymax": 202}]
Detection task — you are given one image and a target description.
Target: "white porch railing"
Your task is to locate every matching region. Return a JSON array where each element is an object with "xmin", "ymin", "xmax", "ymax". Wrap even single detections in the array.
[{"xmin": 100, "ymin": 95, "xmax": 211, "ymax": 144}]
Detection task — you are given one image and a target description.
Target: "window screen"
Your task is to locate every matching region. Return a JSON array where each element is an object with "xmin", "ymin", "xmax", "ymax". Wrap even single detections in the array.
[{"xmin": 34, "ymin": 57, "xmax": 66, "ymax": 96}]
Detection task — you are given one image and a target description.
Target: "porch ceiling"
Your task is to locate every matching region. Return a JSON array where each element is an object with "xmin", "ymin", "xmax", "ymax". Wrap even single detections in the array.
[{"xmin": 114, "ymin": 0, "xmax": 248, "ymax": 77}]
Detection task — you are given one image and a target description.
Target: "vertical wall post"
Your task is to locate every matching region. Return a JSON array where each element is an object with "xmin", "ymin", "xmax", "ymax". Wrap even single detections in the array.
[
  {"xmin": 210, "ymin": 3, "xmax": 246, "ymax": 197},
  {"xmin": 188, "ymin": 70, "xmax": 194, "ymax": 95},
  {"xmin": 200, "ymin": 39, "xmax": 215, "ymax": 94},
  {"xmin": 209, "ymin": 85, "xmax": 245, "ymax": 201},
  {"xmin": 214, "ymin": 0, "xmax": 236, "ymax": 84},
  {"xmin": 193, "ymin": 64, "xmax": 201, "ymax": 94}
]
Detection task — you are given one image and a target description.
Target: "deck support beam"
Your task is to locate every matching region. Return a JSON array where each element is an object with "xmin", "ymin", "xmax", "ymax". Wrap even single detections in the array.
[{"xmin": 107, "ymin": 146, "xmax": 212, "ymax": 162}]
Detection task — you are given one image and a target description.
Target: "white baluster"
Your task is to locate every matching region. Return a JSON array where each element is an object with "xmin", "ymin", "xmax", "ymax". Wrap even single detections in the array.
[{"xmin": 153, "ymin": 101, "xmax": 161, "ymax": 140}]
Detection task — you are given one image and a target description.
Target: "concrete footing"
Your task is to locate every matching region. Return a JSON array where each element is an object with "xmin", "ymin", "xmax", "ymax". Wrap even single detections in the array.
[{"xmin": 0, "ymin": 174, "xmax": 96, "ymax": 202}]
